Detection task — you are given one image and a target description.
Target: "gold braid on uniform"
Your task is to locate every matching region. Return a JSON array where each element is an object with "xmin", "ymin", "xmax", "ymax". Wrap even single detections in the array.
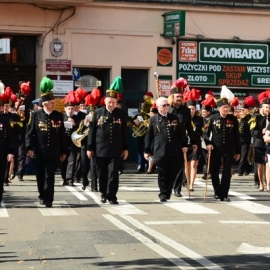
[{"xmin": 248, "ymin": 115, "xmax": 256, "ymax": 130}]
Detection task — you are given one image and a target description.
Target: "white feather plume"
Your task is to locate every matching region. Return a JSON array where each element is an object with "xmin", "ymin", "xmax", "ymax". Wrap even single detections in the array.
[
  {"xmin": 0, "ymin": 80, "xmax": 4, "ymax": 94},
  {"xmin": 220, "ymin": 85, "xmax": 234, "ymax": 102}
]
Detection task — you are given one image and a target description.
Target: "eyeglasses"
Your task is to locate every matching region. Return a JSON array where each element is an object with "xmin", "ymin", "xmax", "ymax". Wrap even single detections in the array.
[{"xmin": 160, "ymin": 104, "xmax": 170, "ymax": 107}]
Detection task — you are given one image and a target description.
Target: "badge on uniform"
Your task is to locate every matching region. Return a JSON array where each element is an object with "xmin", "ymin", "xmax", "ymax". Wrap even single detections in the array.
[{"xmin": 38, "ymin": 121, "xmax": 47, "ymax": 131}]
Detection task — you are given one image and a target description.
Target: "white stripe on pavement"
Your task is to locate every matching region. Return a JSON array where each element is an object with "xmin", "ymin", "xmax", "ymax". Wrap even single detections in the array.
[
  {"xmin": 145, "ymin": 220, "xmax": 203, "ymax": 225},
  {"xmin": 65, "ymin": 186, "xmax": 88, "ymax": 201},
  {"xmin": 119, "ymin": 186, "xmax": 159, "ymax": 191},
  {"xmin": 220, "ymin": 221, "xmax": 270, "ymax": 224},
  {"xmin": 228, "ymin": 201, "xmax": 270, "ymax": 214},
  {"xmin": 237, "ymin": 243, "xmax": 270, "ymax": 257},
  {"xmin": 103, "ymin": 214, "xmax": 196, "ymax": 270},
  {"xmin": 121, "ymin": 215, "xmax": 224, "ymax": 270},
  {"xmin": 0, "ymin": 202, "xmax": 9, "ymax": 217},
  {"xmin": 85, "ymin": 189, "xmax": 147, "ymax": 215},
  {"xmin": 36, "ymin": 201, "xmax": 79, "ymax": 216},
  {"xmin": 161, "ymin": 200, "xmax": 219, "ymax": 214}
]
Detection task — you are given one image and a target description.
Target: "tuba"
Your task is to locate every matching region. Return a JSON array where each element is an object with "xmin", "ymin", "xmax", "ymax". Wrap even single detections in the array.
[
  {"xmin": 71, "ymin": 120, "xmax": 89, "ymax": 147},
  {"xmin": 131, "ymin": 94, "xmax": 154, "ymax": 138}
]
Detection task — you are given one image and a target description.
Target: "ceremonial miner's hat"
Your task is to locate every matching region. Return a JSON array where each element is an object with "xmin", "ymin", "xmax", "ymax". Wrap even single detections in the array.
[
  {"xmin": 185, "ymin": 88, "xmax": 201, "ymax": 106},
  {"xmin": 62, "ymin": 91, "xmax": 77, "ymax": 107},
  {"xmin": 40, "ymin": 77, "xmax": 55, "ymax": 103},
  {"xmin": 241, "ymin": 96, "xmax": 257, "ymax": 109},
  {"xmin": 216, "ymin": 85, "xmax": 234, "ymax": 107},
  {"xmin": 106, "ymin": 76, "xmax": 123, "ymax": 99},
  {"xmin": 171, "ymin": 77, "xmax": 188, "ymax": 94}
]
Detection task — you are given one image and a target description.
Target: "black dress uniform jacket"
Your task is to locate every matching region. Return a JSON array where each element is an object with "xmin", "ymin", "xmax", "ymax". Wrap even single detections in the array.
[
  {"xmin": 144, "ymin": 113, "xmax": 187, "ymax": 200},
  {"xmin": 144, "ymin": 113, "xmax": 187, "ymax": 157},
  {"xmin": 239, "ymin": 114, "xmax": 251, "ymax": 144},
  {"xmin": 87, "ymin": 107, "xmax": 128, "ymax": 157},
  {"xmin": 26, "ymin": 109, "xmax": 67, "ymax": 161},
  {"xmin": 204, "ymin": 113, "xmax": 240, "ymax": 200},
  {"xmin": 204, "ymin": 113, "xmax": 241, "ymax": 154},
  {"xmin": 251, "ymin": 114, "xmax": 270, "ymax": 148}
]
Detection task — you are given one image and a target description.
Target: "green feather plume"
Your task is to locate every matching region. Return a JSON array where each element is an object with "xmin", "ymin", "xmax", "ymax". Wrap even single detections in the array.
[
  {"xmin": 109, "ymin": 76, "xmax": 123, "ymax": 93},
  {"xmin": 40, "ymin": 77, "xmax": 54, "ymax": 93}
]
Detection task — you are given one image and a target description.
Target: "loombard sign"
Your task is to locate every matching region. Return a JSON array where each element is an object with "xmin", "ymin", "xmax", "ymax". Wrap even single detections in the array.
[{"xmin": 177, "ymin": 41, "xmax": 270, "ymax": 88}]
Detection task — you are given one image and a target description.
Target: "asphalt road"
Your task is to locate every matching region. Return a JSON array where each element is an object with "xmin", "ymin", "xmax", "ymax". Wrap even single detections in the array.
[{"xmin": 1, "ymin": 171, "xmax": 270, "ymax": 270}]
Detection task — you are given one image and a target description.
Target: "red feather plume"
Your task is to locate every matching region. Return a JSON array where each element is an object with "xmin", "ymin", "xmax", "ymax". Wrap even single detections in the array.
[
  {"xmin": 99, "ymin": 96, "xmax": 105, "ymax": 107},
  {"xmin": 75, "ymin": 88, "xmax": 88, "ymax": 100},
  {"xmin": 5, "ymin": 86, "xmax": 13, "ymax": 98},
  {"xmin": 244, "ymin": 96, "xmax": 257, "ymax": 108},
  {"xmin": 10, "ymin": 93, "xmax": 17, "ymax": 103},
  {"xmin": 230, "ymin": 97, "xmax": 239, "ymax": 107},
  {"xmin": 117, "ymin": 93, "xmax": 123, "ymax": 100},
  {"xmin": 20, "ymin": 81, "xmax": 31, "ymax": 96},
  {"xmin": 173, "ymin": 77, "xmax": 188, "ymax": 90},
  {"xmin": 257, "ymin": 90, "xmax": 270, "ymax": 103},
  {"xmin": 62, "ymin": 91, "xmax": 77, "ymax": 105},
  {"xmin": 201, "ymin": 96, "xmax": 216, "ymax": 108},
  {"xmin": 91, "ymin": 88, "xmax": 102, "ymax": 99}
]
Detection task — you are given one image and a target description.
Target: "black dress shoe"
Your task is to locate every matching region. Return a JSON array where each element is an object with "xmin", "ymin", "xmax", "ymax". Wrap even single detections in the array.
[
  {"xmin": 174, "ymin": 192, "xmax": 182, "ymax": 197},
  {"xmin": 109, "ymin": 200, "xmax": 118, "ymax": 205},
  {"xmin": 68, "ymin": 181, "xmax": 74, "ymax": 186},
  {"xmin": 4, "ymin": 182, "xmax": 9, "ymax": 186},
  {"xmin": 45, "ymin": 202, "xmax": 53, "ymax": 207},
  {"xmin": 160, "ymin": 198, "xmax": 167, "ymax": 202},
  {"xmin": 244, "ymin": 173, "xmax": 249, "ymax": 176},
  {"xmin": 91, "ymin": 188, "xmax": 99, "ymax": 192},
  {"xmin": 238, "ymin": 174, "xmax": 243, "ymax": 176},
  {"xmin": 82, "ymin": 186, "xmax": 86, "ymax": 191},
  {"xmin": 220, "ymin": 198, "xmax": 230, "ymax": 202},
  {"xmin": 100, "ymin": 196, "xmax": 107, "ymax": 203}
]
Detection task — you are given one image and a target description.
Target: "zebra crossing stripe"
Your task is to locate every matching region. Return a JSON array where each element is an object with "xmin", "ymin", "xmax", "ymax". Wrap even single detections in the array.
[
  {"xmin": 0, "ymin": 202, "xmax": 9, "ymax": 217},
  {"xmin": 36, "ymin": 201, "xmax": 79, "ymax": 216},
  {"xmin": 65, "ymin": 186, "xmax": 88, "ymax": 201},
  {"xmin": 161, "ymin": 200, "xmax": 219, "ymax": 214}
]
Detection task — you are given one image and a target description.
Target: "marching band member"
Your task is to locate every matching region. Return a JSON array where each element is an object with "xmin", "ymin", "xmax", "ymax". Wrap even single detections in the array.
[
  {"xmin": 0, "ymin": 92, "xmax": 14, "ymax": 204},
  {"xmin": 238, "ymin": 96, "xmax": 256, "ymax": 176},
  {"xmin": 80, "ymin": 88, "xmax": 102, "ymax": 191},
  {"xmin": 87, "ymin": 76, "xmax": 128, "ymax": 205},
  {"xmin": 1, "ymin": 87, "xmax": 22, "ymax": 186},
  {"xmin": 60, "ymin": 91, "xmax": 79, "ymax": 186},
  {"xmin": 26, "ymin": 77, "xmax": 67, "ymax": 207},
  {"xmin": 168, "ymin": 78, "xmax": 197, "ymax": 197},
  {"xmin": 73, "ymin": 88, "xmax": 88, "ymax": 183},
  {"xmin": 144, "ymin": 97, "xmax": 188, "ymax": 202},
  {"xmin": 184, "ymin": 89, "xmax": 204, "ymax": 191},
  {"xmin": 250, "ymin": 91, "xmax": 270, "ymax": 191},
  {"xmin": 200, "ymin": 93, "xmax": 215, "ymax": 179},
  {"xmin": 203, "ymin": 86, "xmax": 240, "ymax": 201}
]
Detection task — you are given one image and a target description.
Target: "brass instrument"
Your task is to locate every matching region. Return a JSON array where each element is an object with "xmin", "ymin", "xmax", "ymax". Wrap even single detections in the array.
[
  {"xmin": 131, "ymin": 94, "xmax": 154, "ymax": 138},
  {"xmin": 71, "ymin": 120, "xmax": 89, "ymax": 147}
]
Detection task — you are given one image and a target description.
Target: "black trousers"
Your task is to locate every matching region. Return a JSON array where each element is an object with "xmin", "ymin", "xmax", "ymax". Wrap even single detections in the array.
[
  {"xmin": 95, "ymin": 157, "xmax": 120, "ymax": 201},
  {"xmin": 35, "ymin": 158, "xmax": 57, "ymax": 203},
  {"xmin": 0, "ymin": 157, "xmax": 8, "ymax": 202},
  {"xmin": 60, "ymin": 147, "xmax": 77, "ymax": 183},
  {"xmin": 173, "ymin": 152, "xmax": 184, "ymax": 193},
  {"xmin": 210, "ymin": 150, "xmax": 234, "ymax": 199},
  {"xmin": 155, "ymin": 155, "xmax": 181, "ymax": 199},
  {"xmin": 238, "ymin": 143, "xmax": 251, "ymax": 175}
]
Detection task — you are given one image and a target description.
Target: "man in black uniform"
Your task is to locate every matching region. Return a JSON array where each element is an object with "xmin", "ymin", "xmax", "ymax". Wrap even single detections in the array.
[
  {"xmin": 169, "ymin": 86, "xmax": 197, "ymax": 197},
  {"xmin": 26, "ymin": 77, "xmax": 67, "ymax": 207},
  {"xmin": 0, "ymin": 96, "xmax": 14, "ymax": 204},
  {"xmin": 204, "ymin": 96, "xmax": 240, "ymax": 201},
  {"xmin": 144, "ymin": 97, "xmax": 188, "ymax": 202},
  {"xmin": 238, "ymin": 97, "xmax": 254, "ymax": 176},
  {"xmin": 87, "ymin": 76, "xmax": 128, "ymax": 204}
]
